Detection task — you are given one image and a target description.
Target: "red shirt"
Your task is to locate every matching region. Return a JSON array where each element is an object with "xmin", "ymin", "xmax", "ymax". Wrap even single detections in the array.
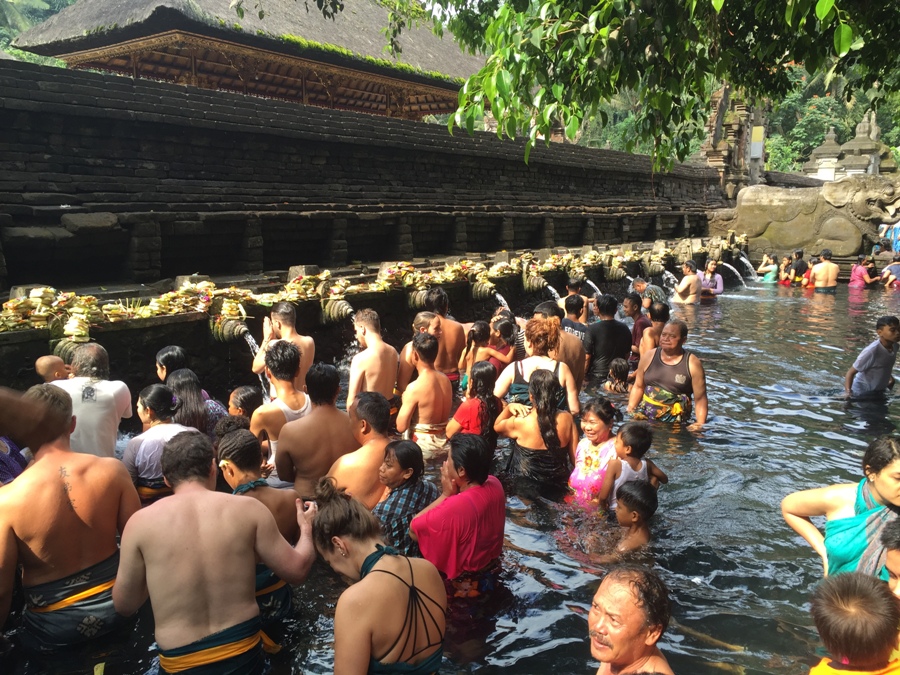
[
  {"xmin": 410, "ymin": 475, "xmax": 505, "ymax": 579},
  {"xmin": 453, "ymin": 396, "xmax": 502, "ymax": 436}
]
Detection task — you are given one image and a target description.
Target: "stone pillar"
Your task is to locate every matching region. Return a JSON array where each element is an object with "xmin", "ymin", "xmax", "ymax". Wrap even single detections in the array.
[
  {"xmin": 450, "ymin": 216, "xmax": 467, "ymax": 256},
  {"xmin": 396, "ymin": 217, "xmax": 413, "ymax": 259},
  {"xmin": 328, "ymin": 217, "xmax": 349, "ymax": 267},
  {"xmin": 120, "ymin": 213, "xmax": 162, "ymax": 282},
  {"xmin": 500, "ymin": 217, "xmax": 515, "ymax": 250},
  {"xmin": 237, "ymin": 215, "xmax": 263, "ymax": 274},
  {"xmin": 582, "ymin": 217, "xmax": 595, "ymax": 246},
  {"xmin": 542, "ymin": 216, "xmax": 555, "ymax": 248}
]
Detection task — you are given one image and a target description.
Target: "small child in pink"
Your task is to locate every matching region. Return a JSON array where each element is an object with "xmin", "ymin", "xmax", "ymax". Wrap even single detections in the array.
[{"xmin": 568, "ymin": 399, "xmax": 621, "ymax": 505}]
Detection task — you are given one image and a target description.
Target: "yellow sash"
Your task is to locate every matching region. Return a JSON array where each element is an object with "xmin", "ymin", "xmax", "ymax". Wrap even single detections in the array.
[
  {"xmin": 28, "ymin": 578, "xmax": 116, "ymax": 614},
  {"xmin": 641, "ymin": 393, "xmax": 684, "ymax": 417},
  {"xmin": 137, "ymin": 485, "xmax": 173, "ymax": 501},
  {"xmin": 158, "ymin": 633, "xmax": 262, "ymax": 673},
  {"xmin": 255, "ymin": 579, "xmax": 286, "ymax": 597}
]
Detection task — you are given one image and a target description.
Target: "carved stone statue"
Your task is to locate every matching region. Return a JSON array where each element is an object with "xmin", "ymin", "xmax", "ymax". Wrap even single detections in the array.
[{"xmin": 709, "ymin": 175, "xmax": 900, "ymax": 256}]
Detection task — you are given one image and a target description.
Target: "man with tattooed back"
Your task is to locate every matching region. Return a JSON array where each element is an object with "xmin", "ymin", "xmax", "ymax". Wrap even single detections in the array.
[{"xmin": 0, "ymin": 384, "xmax": 140, "ymax": 653}]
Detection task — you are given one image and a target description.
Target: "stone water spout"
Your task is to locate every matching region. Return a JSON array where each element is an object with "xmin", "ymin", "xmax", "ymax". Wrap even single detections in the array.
[
  {"xmin": 322, "ymin": 299, "xmax": 355, "ymax": 324},
  {"xmin": 211, "ymin": 318, "xmax": 250, "ymax": 343}
]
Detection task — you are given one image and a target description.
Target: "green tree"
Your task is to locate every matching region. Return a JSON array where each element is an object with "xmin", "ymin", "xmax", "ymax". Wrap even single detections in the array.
[{"xmin": 347, "ymin": 0, "xmax": 900, "ymax": 166}]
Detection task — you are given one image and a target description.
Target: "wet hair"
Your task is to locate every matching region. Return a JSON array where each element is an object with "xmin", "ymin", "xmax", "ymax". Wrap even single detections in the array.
[
  {"xmin": 264, "ymin": 340, "xmax": 301, "ymax": 382},
  {"xmin": 616, "ymin": 479, "xmax": 658, "ymax": 521},
  {"xmin": 682, "ymin": 260, "xmax": 697, "ymax": 273},
  {"xmin": 413, "ymin": 332, "xmax": 439, "ymax": 363},
  {"xmin": 23, "ymin": 383, "xmax": 72, "ymax": 434},
  {"xmin": 214, "ymin": 414, "xmax": 251, "ymax": 440},
  {"xmin": 808, "ymin": 257, "xmax": 820, "ymax": 266},
  {"xmin": 862, "ymin": 435, "xmax": 900, "ymax": 476},
  {"xmin": 524, "ymin": 316, "xmax": 560, "ymax": 356},
  {"xmin": 354, "ymin": 392, "xmax": 390, "ymax": 435},
  {"xmin": 595, "ymin": 294, "xmax": 618, "ymax": 317},
  {"xmin": 793, "ymin": 249, "xmax": 804, "ymax": 258},
  {"xmin": 424, "ymin": 287, "xmax": 449, "ymax": 315},
  {"xmin": 567, "ymin": 277, "xmax": 583, "ymax": 290},
  {"xmin": 648, "ymin": 302, "xmax": 670, "ymax": 323},
  {"xmin": 271, "ymin": 301, "xmax": 296, "ymax": 326},
  {"xmin": 464, "ymin": 321, "xmax": 491, "ymax": 360},
  {"xmin": 582, "ymin": 398, "xmax": 623, "ymax": 427},
  {"xmin": 880, "ymin": 519, "xmax": 900, "ymax": 552},
  {"xmin": 632, "ymin": 277, "xmax": 647, "ymax": 287},
  {"xmin": 894, "ymin": 253, "xmax": 900, "ymax": 263},
  {"xmin": 156, "ymin": 345, "xmax": 188, "ymax": 375},
  {"xmin": 384, "ymin": 439, "xmax": 425, "ymax": 484},
  {"xmin": 312, "ymin": 477, "xmax": 382, "ymax": 553},
  {"xmin": 666, "ymin": 319, "xmax": 689, "ymax": 340},
  {"xmin": 601, "ymin": 565, "xmax": 671, "ymax": 635},
  {"xmin": 608, "ymin": 358, "xmax": 629, "ymax": 384},
  {"xmin": 623, "ymin": 292, "xmax": 642, "ymax": 309},
  {"xmin": 161, "ymin": 430, "xmax": 213, "ymax": 486},
  {"xmin": 534, "ymin": 300, "xmax": 564, "ymax": 320},
  {"xmin": 618, "ymin": 421, "xmax": 653, "ymax": 458},
  {"xmin": 705, "ymin": 259, "xmax": 718, "ymax": 270},
  {"xmin": 820, "ymin": 249, "xmax": 833, "ymax": 260},
  {"xmin": 469, "ymin": 360, "xmax": 502, "ymax": 447},
  {"xmin": 167, "ymin": 369, "xmax": 208, "ymax": 434},
  {"xmin": 565, "ymin": 295, "xmax": 585, "ymax": 316},
  {"xmin": 412, "ymin": 311, "xmax": 437, "ymax": 333},
  {"xmin": 810, "ymin": 572, "xmax": 900, "ymax": 668},
  {"xmin": 139, "ymin": 384, "xmax": 180, "ymax": 421},
  {"xmin": 875, "ymin": 315, "xmax": 900, "ymax": 330},
  {"xmin": 217, "ymin": 429, "xmax": 264, "ymax": 471},
  {"xmin": 857, "ymin": 254, "xmax": 868, "ymax": 265},
  {"xmin": 493, "ymin": 308, "xmax": 514, "ymax": 322},
  {"xmin": 306, "ymin": 363, "xmax": 340, "ymax": 405},
  {"xmin": 449, "ymin": 433, "xmax": 491, "ymax": 485},
  {"xmin": 70, "ymin": 343, "xmax": 110, "ymax": 380},
  {"xmin": 491, "ymin": 318, "xmax": 515, "ymax": 347},
  {"xmin": 354, "ymin": 308, "xmax": 381, "ymax": 333},
  {"xmin": 530, "ymin": 369, "xmax": 562, "ymax": 453},
  {"xmin": 229, "ymin": 385, "xmax": 263, "ymax": 417}
]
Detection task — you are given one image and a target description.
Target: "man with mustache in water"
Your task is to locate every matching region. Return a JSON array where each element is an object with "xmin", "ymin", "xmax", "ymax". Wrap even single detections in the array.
[{"xmin": 588, "ymin": 565, "xmax": 674, "ymax": 675}]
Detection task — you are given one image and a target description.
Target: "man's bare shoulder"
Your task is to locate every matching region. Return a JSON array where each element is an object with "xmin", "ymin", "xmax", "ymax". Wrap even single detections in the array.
[{"xmin": 329, "ymin": 448, "xmax": 363, "ymax": 473}]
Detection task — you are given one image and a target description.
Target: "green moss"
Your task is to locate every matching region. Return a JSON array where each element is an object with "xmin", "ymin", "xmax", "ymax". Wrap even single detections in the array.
[
  {"xmin": 217, "ymin": 17, "xmax": 226, "ymax": 27},
  {"xmin": 232, "ymin": 23, "xmax": 243, "ymax": 32},
  {"xmin": 279, "ymin": 33, "xmax": 463, "ymax": 85},
  {"xmin": 256, "ymin": 29, "xmax": 266, "ymax": 36}
]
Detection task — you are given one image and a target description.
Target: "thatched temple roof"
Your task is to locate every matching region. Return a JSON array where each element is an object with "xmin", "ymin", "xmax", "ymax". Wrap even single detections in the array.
[{"xmin": 15, "ymin": 0, "xmax": 484, "ymax": 117}]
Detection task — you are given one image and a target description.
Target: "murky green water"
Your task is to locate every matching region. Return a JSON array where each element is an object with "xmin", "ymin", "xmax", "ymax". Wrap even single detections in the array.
[{"xmin": 10, "ymin": 283, "xmax": 900, "ymax": 674}]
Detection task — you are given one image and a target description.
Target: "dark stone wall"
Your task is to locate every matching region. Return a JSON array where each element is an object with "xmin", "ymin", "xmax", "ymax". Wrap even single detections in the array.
[{"xmin": 0, "ymin": 60, "xmax": 727, "ymax": 288}]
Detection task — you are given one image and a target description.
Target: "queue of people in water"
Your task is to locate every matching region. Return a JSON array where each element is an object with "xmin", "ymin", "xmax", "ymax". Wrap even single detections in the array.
[{"xmin": 0, "ymin": 271, "xmax": 897, "ymax": 675}]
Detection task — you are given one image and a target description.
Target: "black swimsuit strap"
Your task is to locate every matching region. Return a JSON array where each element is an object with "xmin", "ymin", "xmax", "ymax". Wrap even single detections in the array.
[{"xmin": 368, "ymin": 557, "xmax": 445, "ymax": 663}]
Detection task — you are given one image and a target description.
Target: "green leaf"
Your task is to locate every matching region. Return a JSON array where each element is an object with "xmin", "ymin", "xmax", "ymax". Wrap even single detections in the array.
[
  {"xmin": 815, "ymin": 0, "xmax": 834, "ymax": 22},
  {"xmin": 833, "ymin": 22, "xmax": 853, "ymax": 56},
  {"xmin": 785, "ymin": 0, "xmax": 794, "ymax": 27},
  {"xmin": 711, "ymin": 0, "xmax": 724, "ymax": 13},
  {"xmin": 565, "ymin": 112, "xmax": 580, "ymax": 139}
]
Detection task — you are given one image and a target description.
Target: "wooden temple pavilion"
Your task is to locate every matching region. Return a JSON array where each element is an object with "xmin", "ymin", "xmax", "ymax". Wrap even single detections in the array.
[{"xmin": 14, "ymin": 0, "xmax": 484, "ymax": 119}]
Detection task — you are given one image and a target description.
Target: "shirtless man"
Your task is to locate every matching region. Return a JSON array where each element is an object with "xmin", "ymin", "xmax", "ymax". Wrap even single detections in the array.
[
  {"xmin": 809, "ymin": 249, "xmax": 840, "ymax": 293},
  {"xmin": 250, "ymin": 341, "xmax": 310, "ymax": 488},
  {"xmin": 673, "ymin": 261, "xmax": 702, "ymax": 304},
  {"xmin": 397, "ymin": 333, "xmax": 453, "ymax": 460},
  {"xmin": 276, "ymin": 363, "xmax": 357, "ymax": 498},
  {"xmin": 534, "ymin": 301, "xmax": 587, "ymax": 390},
  {"xmin": 397, "ymin": 311, "xmax": 442, "ymax": 395},
  {"xmin": 348, "ymin": 308, "xmax": 399, "ymax": 403},
  {"xmin": 114, "ymin": 431, "xmax": 317, "ymax": 673},
  {"xmin": 639, "ymin": 302, "xmax": 670, "ymax": 357},
  {"xmin": 588, "ymin": 565, "xmax": 674, "ymax": 675},
  {"xmin": 35, "ymin": 354, "xmax": 69, "ymax": 383},
  {"xmin": 252, "ymin": 301, "xmax": 315, "ymax": 391},
  {"xmin": 0, "ymin": 385, "xmax": 140, "ymax": 653},
  {"xmin": 424, "ymin": 287, "xmax": 466, "ymax": 397},
  {"xmin": 327, "ymin": 392, "xmax": 391, "ymax": 509},
  {"xmin": 558, "ymin": 277, "xmax": 594, "ymax": 323}
]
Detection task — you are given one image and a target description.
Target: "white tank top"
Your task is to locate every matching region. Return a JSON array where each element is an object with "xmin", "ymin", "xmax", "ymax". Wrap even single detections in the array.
[{"xmin": 609, "ymin": 459, "xmax": 648, "ymax": 510}]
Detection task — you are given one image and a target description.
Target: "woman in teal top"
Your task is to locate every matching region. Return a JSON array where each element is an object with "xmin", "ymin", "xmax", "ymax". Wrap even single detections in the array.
[
  {"xmin": 312, "ymin": 477, "xmax": 447, "ymax": 674},
  {"xmin": 782, "ymin": 436, "xmax": 900, "ymax": 578},
  {"xmin": 757, "ymin": 253, "xmax": 780, "ymax": 283}
]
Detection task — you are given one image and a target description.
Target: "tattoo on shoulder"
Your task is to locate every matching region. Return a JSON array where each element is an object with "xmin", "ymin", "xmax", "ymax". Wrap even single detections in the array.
[{"xmin": 59, "ymin": 467, "xmax": 76, "ymax": 511}]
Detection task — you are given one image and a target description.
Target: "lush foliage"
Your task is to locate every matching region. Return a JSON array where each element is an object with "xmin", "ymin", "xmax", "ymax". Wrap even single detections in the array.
[
  {"xmin": 0, "ymin": 0, "xmax": 74, "ymax": 64},
  {"xmin": 390, "ymin": 0, "xmax": 900, "ymax": 166}
]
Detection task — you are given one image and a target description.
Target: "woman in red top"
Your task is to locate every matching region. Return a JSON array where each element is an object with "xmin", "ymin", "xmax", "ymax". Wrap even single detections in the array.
[{"xmin": 447, "ymin": 361, "xmax": 504, "ymax": 452}]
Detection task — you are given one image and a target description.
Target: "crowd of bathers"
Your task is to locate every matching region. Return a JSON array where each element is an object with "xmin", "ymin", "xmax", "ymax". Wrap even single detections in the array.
[{"xmin": 0, "ymin": 265, "xmax": 898, "ymax": 675}]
